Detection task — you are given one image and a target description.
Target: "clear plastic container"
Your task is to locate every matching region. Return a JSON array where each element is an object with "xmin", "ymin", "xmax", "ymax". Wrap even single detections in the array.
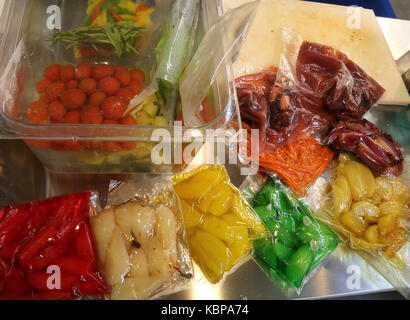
[{"xmin": 0, "ymin": 0, "xmax": 238, "ymax": 174}]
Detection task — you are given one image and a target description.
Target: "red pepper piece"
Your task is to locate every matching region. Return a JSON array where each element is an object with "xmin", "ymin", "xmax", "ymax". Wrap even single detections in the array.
[
  {"xmin": 54, "ymin": 254, "xmax": 92, "ymax": 276},
  {"xmin": 17, "ymin": 205, "xmax": 50, "ymax": 245},
  {"xmin": 0, "ymin": 292, "xmax": 21, "ymax": 300},
  {"xmin": 73, "ymin": 223, "xmax": 96, "ymax": 261},
  {"xmin": 0, "ymin": 242, "xmax": 20, "ymax": 260},
  {"xmin": 27, "ymin": 271, "xmax": 80, "ymax": 291},
  {"xmin": 18, "ymin": 226, "xmax": 58, "ymax": 267},
  {"xmin": 91, "ymin": 5, "xmax": 102, "ymax": 23},
  {"xmin": 110, "ymin": 10, "xmax": 124, "ymax": 22},
  {"xmin": 136, "ymin": 4, "xmax": 149, "ymax": 12},
  {"xmin": 76, "ymin": 272, "xmax": 110, "ymax": 297},
  {"xmin": 21, "ymin": 289, "xmax": 72, "ymax": 300},
  {"xmin": 2, "ymin": 274, "xmax": 28, "ymax": 295},
  {"xmin": 27, "ymin": 243, "xmax": 68, "ymax": 272},
  {"xmin": 0, "ymin": 264, "xmax": 28, "ymax": 295},
  {"xmin": 0, "ymin": 209, "xmax": 30, "ymax": 247},
  {"xmin": 55, "ymin": 205, "xmax": 83, "ymax": 244}
]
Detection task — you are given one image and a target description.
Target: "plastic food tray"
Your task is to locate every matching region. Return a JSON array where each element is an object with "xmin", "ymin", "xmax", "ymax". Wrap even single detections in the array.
[{"xmin": 0, "ymin": 0, "xmax": 238, "ymax": 174}]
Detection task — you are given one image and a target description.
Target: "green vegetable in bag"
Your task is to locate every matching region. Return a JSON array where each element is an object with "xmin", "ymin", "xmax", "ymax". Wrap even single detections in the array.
[{"xmin": 250, "ymin": 178, "xmax": 340, "ymax": 295}]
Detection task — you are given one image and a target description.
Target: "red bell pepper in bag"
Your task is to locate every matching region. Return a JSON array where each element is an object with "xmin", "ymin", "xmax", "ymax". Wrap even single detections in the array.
[
  {"xmin": 19, "ymin": 226, "xmax": 58, "ymax": 268},
  {"xmin": 72, "ymin": 223, "xmax": 95, "ymax": 261},
  {"xmin": 0, "ymin": 192, "xmax": 109, "ymax": 300},
  {"xmin": 55, "ymin": 254, "xmax": 92, "ymax": 275},
  {"xmin": 0, "ymin": 209, "xmax": 31, "ymax": 247},
  {"xmin": 27, "ymin": 243, "xmax": 68, "ymax": 272},
  {"xmin": 27, "ymin": 271, "xmax": 80, "ymax": 291}
]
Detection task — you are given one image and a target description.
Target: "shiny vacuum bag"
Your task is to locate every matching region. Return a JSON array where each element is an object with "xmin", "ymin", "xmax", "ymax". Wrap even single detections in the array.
[{"xmin": 90, "ymin": 176, "xmax": 193, "ymax": 300}]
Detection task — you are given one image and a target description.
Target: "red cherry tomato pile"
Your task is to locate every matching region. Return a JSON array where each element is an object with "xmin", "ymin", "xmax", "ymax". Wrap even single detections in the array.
[
  {"xmin": 0, "ymin": 192, "xmax": 109, "ymax": 300},
  {"xmin": 26, "ymin": 62, "xmax": 146, "ymax": 152}
]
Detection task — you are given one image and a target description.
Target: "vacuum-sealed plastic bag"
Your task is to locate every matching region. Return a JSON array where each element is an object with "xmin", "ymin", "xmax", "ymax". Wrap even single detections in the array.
[
  {"xmin": 0, "ymin": 192, "xmax": 109, "ymax": 300},
  {"xmin": 90, "ymin": 178, "xmax": 193, "ymax": 300},
  {"xmin": 317, "ymin": 153, "xmax": 410, "ymax": 299},
  {"xmin": 241, "ymin": 175, "xmax": 340, "ymax": 296},
  {"xmin": 172, "ymin": 165, "xmax": 266, "ymax": 284}
]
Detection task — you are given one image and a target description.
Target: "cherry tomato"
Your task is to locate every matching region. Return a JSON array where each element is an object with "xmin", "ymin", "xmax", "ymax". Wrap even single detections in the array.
[
  {"xmin": 103, "ymin": 119, "xmax": 119, "ymax": 125},
  {"xmin": 50, "ymin": 118, "xmax": 64, "ymax": 124},
  {"xmin": 25, "ymin": 139, "xmax": 51, "ymax": 149},
  {"xmin": 120, "ymin": 142, "xmax": 136, "ymax": 150},
  {"xmin": 50, "ymin": 142, "xmax": 67, "ymax": 152},
  {"xmin": 48, "ymin": 100, "xmax": 67, "ymax": 121},
  {"xmin": 36, "ymin": 79, "xmax": 51, "ymax": 93},
  {"xmin": 39, "ymin": 93, "xmax": 49, "ymax": 104},
  {"xmin": 129, "ymin": 80, "xmax": 142, "ymax": 95},
  {"xmin": 60, "ymin": 65, "xmax": 75, "ymax": 82},
  {"xmin": 81, "ymin": 141, "xmax": 101, "ymax": 151},
  {"xmin": 130, "ymin": 69, "xmax": 145, "ymax": 83},
  {"xmin": 89, "ymin": 91, "xmax": 106, "ymax": 106},
  {"xmin": 101, "ymin": 96, "xmax": 127, "ymax": 120},
  {"xmin": 119, "ymin": 115, "xmax": 137, "ymax": 125},
  {"xmin": 80, "ymin": 78, "xmax": 97, "ymax": 94},
  {"xmin": 92, "ymin": 65, "xmax": 113, "ymax": 80},
  {"xmin": 64, "ymin": 141, "xmax": 85, "ymax": 152},
  {"xmin": 44, "ymin": 64, "xmax": 61, "ymax": 81},
  {"xmin": 45, "ymin": 81, "xmax": 65, "ymax": 101},
  {"xmin": 75, "ymin": 61, "xmax": 92, "ymax": 80},
  {"xmin": 80, "ymin": 105, "xmax": 104, "ymax": 124},
  {"xmin": 115, "ymin": 70, "xmax": 131, "ymax": 86},
  {"xmin": 113, "ymin": 65, "xmax": 128, "ymax": 73},
  {"xmin": 116, "ymin": 88, "xmax": 135, "ymax": 101},
  {"xmin": 64, "ymin": 110, "xmax": 81, "ymax": 124},
  {"xmin": 27, "ymin": 101, "xmax": 48, "ymax": 123},
  {"xmin": 98, "ymin": 77, "xmax": 120, "ymax": 96},
  {"xmin": 61, "ymin": 89, "xmax": 87, "ymax": 109},
  {"xmin": 66, "ymin": 80, "xmax": 79, "ymax": 89},
  {"xmin": 101, "ymin": 141, "xmax": 122, "ymax": 152}
]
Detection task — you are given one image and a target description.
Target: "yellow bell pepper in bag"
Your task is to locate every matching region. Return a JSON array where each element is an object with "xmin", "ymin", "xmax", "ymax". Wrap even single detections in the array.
[{"xmin": 173, "ymin": 165, "xmax": 266, "ymax": 284}]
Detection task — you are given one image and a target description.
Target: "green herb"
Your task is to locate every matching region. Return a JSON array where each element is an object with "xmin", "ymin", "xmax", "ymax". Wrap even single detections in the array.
[{"xmin": 50, "ymin": 23, "xmax": 142, "ymax": 57}]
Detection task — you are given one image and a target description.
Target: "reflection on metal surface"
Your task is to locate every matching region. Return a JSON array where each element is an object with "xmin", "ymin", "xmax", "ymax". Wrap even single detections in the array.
[{"xmin": 0, "ymin": 140, "xmax": 45, "ymax": 206}]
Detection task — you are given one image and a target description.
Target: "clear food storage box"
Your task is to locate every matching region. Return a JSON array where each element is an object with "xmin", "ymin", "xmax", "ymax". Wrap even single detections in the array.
[{"xmin": 0, "ymin": 0, "xmax": 239, "ymax": 174}]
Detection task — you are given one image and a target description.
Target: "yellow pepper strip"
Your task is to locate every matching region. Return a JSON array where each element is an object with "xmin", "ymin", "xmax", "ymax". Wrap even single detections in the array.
[
  {"xmin": 189, "ymin": 230, "xmax": 230, "ymax": 283},
  {"xmin": 118, "ymin": 0, "xmax": 138, "ymax": 13},
  {"xmin": 135, "ymin": 8, "xmax": 155, "ymax": 28},
  {"xmin": 91, "ymin": 10, "xmax": 108, "ymax": 26}
]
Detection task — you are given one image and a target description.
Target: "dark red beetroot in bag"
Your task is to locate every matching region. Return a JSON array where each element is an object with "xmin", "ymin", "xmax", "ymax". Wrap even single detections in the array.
[{"xmin": 0, "ymin": 192, "xmax": 109, "ymax": 300}]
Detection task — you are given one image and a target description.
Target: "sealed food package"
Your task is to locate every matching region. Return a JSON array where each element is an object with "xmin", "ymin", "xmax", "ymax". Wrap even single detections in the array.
[
  {"xmin": 90, "ymin": 178, "xmax": 193, "ymax": 300},
  {"xmin": 172, "ymin": 165, "xmax": 266, "ymax": 284},
  {"xmin": 242, "ymin": 175, "xmax": 340, "ymax": 296},
  {"xmin": 317, "ymin": 153, "xmax": 410, "ymax": 298},
  {"xmin": 0, "ymin": 192, "xmax": 109, "ymax": 300}
]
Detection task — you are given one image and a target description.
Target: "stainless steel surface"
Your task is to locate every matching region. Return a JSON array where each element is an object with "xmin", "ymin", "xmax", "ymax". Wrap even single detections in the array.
[{"xmin": 0, "ymin": 6, "xmax": 409, "ymax": 300}]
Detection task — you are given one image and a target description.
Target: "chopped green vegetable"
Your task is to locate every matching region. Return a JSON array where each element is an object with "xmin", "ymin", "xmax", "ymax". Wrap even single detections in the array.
[{"xmin": 250, "ymin": 177, "xmax": 340, "ymax": 294}]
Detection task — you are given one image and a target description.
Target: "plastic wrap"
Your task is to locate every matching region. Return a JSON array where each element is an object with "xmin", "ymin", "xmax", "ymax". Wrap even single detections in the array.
[
  {"xmin": 90, "ymin": 177, "xmax": 193, "ymax": 300},
  {"xmin": 0, "ymin": 192, "xmax": 109, "ymax": 300},
  {"xmin": 180, "ymin": 1, "xmax": 259, "ymax": 127},
  {"xmin": 241, "ymin": 174, "xmax": 340, "ymax": 297},
  {"xmin": 316, "ymin": 153, "xmax": 410, "ymax": 299},
  {"xmin": 172, "ymin": 165, "xmax": 266, "ymax": 284}
]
